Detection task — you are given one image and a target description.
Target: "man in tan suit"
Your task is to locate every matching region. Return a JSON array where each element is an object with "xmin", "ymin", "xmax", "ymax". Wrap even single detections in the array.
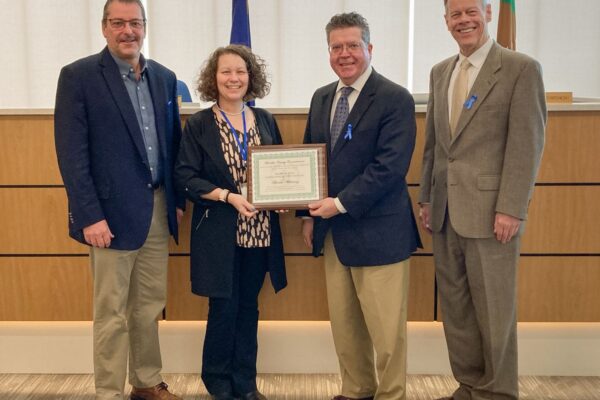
[{"xmin": 419, "ymin": 0, "xmax": 546, "ymax": 399}]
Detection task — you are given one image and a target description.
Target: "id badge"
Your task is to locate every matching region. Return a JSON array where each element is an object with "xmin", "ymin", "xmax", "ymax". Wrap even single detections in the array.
[{"xmin": 240, "ymin": 183, "xmax": 248, "ymax": 200}]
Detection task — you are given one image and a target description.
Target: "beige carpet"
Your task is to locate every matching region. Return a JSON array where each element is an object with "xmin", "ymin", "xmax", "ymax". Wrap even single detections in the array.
[{"xmin": 0, "ymin": 374, "xmax": 599, "ymax": 399}]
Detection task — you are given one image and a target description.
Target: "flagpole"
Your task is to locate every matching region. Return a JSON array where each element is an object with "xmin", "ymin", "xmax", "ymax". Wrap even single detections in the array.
[{"xmin": 497, "ymin": 0, "xmax": 516, "ymax": 50}]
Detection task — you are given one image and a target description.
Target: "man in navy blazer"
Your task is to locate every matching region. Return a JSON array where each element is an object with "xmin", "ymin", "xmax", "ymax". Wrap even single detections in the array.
[
  {"xmin": 54, "ymin": 1, "xmax": 183, "ymax": 399},
  {"xmin": 301, "ymin": 12, "xmax": 421, "ymax": 400}
]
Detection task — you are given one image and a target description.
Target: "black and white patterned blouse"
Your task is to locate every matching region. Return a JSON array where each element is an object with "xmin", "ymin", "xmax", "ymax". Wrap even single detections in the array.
[{"xmin": 214, "ymin": 111, "xmax": 271, "ymax": 248}]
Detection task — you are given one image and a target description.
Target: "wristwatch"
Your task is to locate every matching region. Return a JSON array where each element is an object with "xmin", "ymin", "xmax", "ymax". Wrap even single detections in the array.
[{"xmin": 218, "ymin": 189, "xmax": 230, "ymax": 203}]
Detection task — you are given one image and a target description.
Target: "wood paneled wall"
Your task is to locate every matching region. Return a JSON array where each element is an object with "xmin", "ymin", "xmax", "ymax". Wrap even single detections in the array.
[{"xmin": 0, "ymin": 110, "xmax": 598, "ymax": 321}]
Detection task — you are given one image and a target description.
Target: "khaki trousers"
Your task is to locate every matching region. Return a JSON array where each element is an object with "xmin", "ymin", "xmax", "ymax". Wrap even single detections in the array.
[
  {"xmin": 324, "ymin": 234, "xmax": 410, "ymax": 400},
  {"xmin": 91, "ymin": 189, "xmax": 170, "ymax": 400},
  {"xmin": 434, "ymin": 215, "xmax": 520, "ymax": 400}
]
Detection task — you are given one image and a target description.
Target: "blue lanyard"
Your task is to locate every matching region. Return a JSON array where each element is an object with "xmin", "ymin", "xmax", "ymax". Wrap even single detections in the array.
[{"xmin": 220, "ymin": 109, "xmax": 248, "ymax": 161}]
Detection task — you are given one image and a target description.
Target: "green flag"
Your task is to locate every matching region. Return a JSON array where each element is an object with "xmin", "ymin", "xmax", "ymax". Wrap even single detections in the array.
[{"xmin": 497, "ymin": 0, "xmax": 516, "ymax": 50}]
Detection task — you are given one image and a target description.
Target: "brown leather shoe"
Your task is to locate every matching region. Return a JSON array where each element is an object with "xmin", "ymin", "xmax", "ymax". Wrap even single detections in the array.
[
  {"xmin": 331, "ymin": 396, "xmax": 374, "ymax": 400},
  {"xmin": 130, "ymin": 382, "xmax": 181, "ymax": 400}
]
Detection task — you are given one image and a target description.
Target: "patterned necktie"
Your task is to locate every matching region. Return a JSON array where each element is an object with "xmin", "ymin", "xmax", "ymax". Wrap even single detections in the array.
[
  {"xmin": 450, "ymin": 59, "xmax": 471, "ymax": 137},
  {"xmin": 330, "ymin": 86, "xmax": 353, "ymax": 151}
]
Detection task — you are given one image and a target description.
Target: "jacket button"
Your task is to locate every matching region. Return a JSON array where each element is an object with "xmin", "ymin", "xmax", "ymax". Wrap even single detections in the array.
[{"xmin": 147, "ymin": 183, "xmax": 152, "ymax": 189}]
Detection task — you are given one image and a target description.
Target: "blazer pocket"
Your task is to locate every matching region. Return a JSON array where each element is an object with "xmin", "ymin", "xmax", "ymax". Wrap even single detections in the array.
[{"xmin": 477, "ymin": 174, "xmax": 500, "ymax": 191}]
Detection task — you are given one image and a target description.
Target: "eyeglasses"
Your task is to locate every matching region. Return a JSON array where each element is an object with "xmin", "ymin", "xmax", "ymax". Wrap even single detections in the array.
[
  {"xmin": 105, "ymin": 18, "xmax": 146, "ymax": 30},
  {"xmin": 328, "ymin": 42, "xmax": 364, "ymax": 55}
]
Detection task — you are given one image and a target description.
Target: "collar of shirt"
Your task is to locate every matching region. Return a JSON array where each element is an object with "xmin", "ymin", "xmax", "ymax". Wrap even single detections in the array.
[
  {"xmin": 330, "ymin": 65, "xmax": 373, "ymax": 126},
  {"xmin": 110, "ymin": 52, "xmax": 147, "ymax": 81},
  {"xmin": 448, "ymin": 38, "xmax": 494, "ymax": 118},
  {"xmin": 458, "ymin": 36, "xmax": 494, "ymax": 71},
  {"xmin": 335, "ymin": 65, "xmax": 372, "ymax": 106}
]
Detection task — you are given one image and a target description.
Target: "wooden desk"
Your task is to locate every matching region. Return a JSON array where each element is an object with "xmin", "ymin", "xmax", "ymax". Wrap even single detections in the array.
[{"xmin": 1, "ymin": 104, "xmax": 599, "ymax": 321}]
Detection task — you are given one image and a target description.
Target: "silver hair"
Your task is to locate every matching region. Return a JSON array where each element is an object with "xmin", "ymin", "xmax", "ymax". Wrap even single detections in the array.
[{"xmin": 444, "ymin": 0, "xmax": 489, "ymax": 12}]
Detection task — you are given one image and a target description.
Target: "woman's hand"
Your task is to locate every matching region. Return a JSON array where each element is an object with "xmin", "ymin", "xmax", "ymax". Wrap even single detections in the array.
[
  {"xmin": 301, "ymin": 218, "xmax": 314, "ymax": 250},
  {"xmin": 228, "ymin": 193, "xmax": 258, "ymax": 218}
]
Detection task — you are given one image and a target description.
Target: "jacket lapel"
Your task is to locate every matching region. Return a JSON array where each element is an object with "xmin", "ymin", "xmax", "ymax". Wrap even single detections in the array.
[
  {"xmin": 439, "ymin": 57, "xmax": 456, "ymax": 150},
  {"xmin": 320, "ymin": 83, "xmax": 337, "ymax": 153},
  {"xmin": 146, "ymin": 62, "xmax": 169, "ymax": 162},
  {"xmin": 254, "ymin": 108, "xmax": 273, "ymax": 146},
  {"xmin": 452, "ymin": 43, "xmax": 501, "ymax": 143},
  {"xmin": 200, "ymin": 110, "xmax": 237, "ymax": 190},
  {"xmin": 99, "ymin": 47, "xmax": 148, "ymax": 164},
  {"xmin": 330, "ymin": 71, "xmax": 377, "ymax": 160}
]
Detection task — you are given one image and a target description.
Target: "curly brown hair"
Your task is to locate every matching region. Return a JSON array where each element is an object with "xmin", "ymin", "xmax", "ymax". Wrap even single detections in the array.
[{"xmin": 196, "ymin": 45, "xmax": 270, "ymax": 103}]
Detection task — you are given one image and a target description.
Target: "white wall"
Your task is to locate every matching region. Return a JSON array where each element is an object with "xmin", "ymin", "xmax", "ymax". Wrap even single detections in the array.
[
  {"xmin": 413, "ymin": 0, "xmax": 600, "ymax": 97},
  {"xmin": 1, "ymin": 0, "xmax": 599, "ymax": 108},
  {"xmin": 0, "ymin": 0, "xmax": 106, "ymax": 108},
  {"xmin": 146, "ymin": 0, "xmax": 410, "ymax": 108},
  {"xmin": 2, "ymin": 321, "xmax": 600, "ymax": 375},
  {"xmin": 518, "ymin": 0, "xmax": 600, "ymax": 97}
]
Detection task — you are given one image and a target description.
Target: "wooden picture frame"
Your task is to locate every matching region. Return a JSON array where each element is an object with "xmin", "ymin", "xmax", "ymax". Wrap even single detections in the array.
[{"xmin": 247, "ymin": 144, "xmax": 328, "ymax": 209}]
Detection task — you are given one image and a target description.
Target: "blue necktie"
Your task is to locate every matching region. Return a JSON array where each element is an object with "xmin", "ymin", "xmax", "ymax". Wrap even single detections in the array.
[{"xmin": 330, "ymin": 86, "xmax": 353, "ymax": 152}]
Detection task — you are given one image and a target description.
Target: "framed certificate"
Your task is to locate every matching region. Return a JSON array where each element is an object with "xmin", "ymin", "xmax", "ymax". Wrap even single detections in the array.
[{"xmin": 247, "ymin": 144, "xmax": 328, "ymax": 209}]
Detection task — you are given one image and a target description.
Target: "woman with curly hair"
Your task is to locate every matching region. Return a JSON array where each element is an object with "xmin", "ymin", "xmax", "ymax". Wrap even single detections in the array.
[{"xmin": 175, "ymin": 45, "xmax": 286, "ymax": 400}]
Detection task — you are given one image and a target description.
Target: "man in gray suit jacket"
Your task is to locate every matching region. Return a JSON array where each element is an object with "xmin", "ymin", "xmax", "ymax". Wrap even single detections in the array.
[{"xmin": 419, "ymin": 0, "xmax": 546, "ymax": 399}]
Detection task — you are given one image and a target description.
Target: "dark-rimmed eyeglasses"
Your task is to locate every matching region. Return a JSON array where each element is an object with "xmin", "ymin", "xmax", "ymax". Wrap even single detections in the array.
[
  {"xmin": 328, "ymin": 42, "xmax": 364, "ymax": 55},
  {"xmin": 105, "ymin": 18, "xmax": 146, "ymax": 30}
]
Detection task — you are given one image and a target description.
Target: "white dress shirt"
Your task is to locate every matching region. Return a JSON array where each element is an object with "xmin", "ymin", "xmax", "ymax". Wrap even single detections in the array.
[
  {"xmin": 447, "ymin": 37, "xmax": 494, "ymax": 119},
  {"xmin": 331, "ymin": 65, "xmax": 373, "ymax": 213}
]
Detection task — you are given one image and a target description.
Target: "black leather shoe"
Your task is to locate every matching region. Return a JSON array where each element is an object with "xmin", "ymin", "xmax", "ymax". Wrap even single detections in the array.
[{"xmin": 239, "ymin": 390, "xmax": 267, "ymax": 400}]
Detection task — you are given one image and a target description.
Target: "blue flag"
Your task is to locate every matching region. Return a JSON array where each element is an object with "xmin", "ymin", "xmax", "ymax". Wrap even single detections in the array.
[
  {"xmin": 230, "ymin": 0, "xmax": 251, "ymax": 48},
  {"xmin": 230, "ymin": 0, "xmax": 254, "ymax": 105}
]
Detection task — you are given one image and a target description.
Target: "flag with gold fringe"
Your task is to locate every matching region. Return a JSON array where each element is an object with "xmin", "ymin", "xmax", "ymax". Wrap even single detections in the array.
[{"xmin": 497, "ymin": 0, "xmax": 516, "ymax": 50}]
